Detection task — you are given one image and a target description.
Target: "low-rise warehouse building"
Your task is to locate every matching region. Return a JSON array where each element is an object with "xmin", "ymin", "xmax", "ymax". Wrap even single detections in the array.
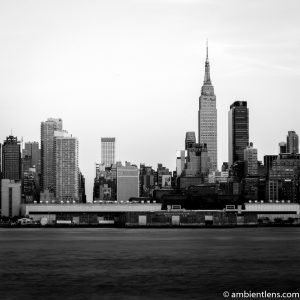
[
  {"xmin": 244, "ymin": 202, "xmax": 300, "ymax": 222},
  {"xmin": 22, "ymin": 203, "xmax": 162, "ymax": 225},
  {"xmin": 20, "ymin": 202, "xmax": 300, "ymax": 226},
  {"xmin": 22, "ymin": 203, "xmax": 237, "ymax": 226}
]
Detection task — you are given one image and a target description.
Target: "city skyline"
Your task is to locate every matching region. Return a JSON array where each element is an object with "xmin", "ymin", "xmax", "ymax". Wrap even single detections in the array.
[{"xmin": 1, "ymin": 0, "xmax": 300, "ymax": 201}]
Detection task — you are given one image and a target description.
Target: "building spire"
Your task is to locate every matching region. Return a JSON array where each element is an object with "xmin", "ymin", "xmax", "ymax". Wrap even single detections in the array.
[{"xmin": 203, "ymin": 40, "xmax": 211, "ymax": 85}]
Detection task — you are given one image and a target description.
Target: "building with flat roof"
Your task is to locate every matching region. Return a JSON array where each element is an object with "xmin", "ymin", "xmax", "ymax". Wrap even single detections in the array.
[
  {"xmin": 23, "ymin": 142, "xmax": 41, "ymax": 174},
  {"xmin": 228, "ymin": 101, "xmax": 249, "ymax": 167},
  {"xmin": 244, "ymin": 142, "xmax": 258, "ymax": 176},
  {"xmin": 184, "ymin": 143, "xmax": 208, "ymax": 178},
  {"xmin": 176, "ymin": 150, "xmax": 186, "ymax": 177},
  {"xmin": 267, "ymin": 153, "xmax": 300, "ymax": 202},
  {"xmin": 23, "ymin": 202, "xmax": 161, "ymax": 225},
  {"xmin": 101, "ymin": 137, "xmax": 115, "ymax": 168},
  {"xmin": 139, "ymin": 164, "xmax": 155, "ymax": 197},
  {"xmin": 53, "ymin": 131, "xmax": 79, "ymax": 202},
  {"xmin": 0, "ymin": 143, "xmax": 2, "ymax": 178},
  {"xmin": 41, "ymin": 118, "xmax": 63, "ymax": 192},
  {"xmin": 244, "ymin": 202, "xmax": 300, "ymax": 222},
  {"xmin": 279, "ymin": 142, "xmax": 287, "ymax": 154},
  {"xmin": 287, "ymin": 131, "xmax": 299, "ymax": 154},
  {"xmin": 264, "ymin": 155, "xmax": 278, "ymax": 173},
  {"xmin": 185, "ymin": 132, "xmax": 196, "ymax": 150},
  {"xmin": 1, "ymin": 179, "xmax": 21, "ymax": 217},
  {"xmin": 117, "ymin": 162, "xmax": 139, "ymax": 201},
  {"xmin": 2, "ymin": 135, "xmax": 21, "ymax": 181},
  {"xmin": 19, "ymin": 202, "xmax": 300, "ymax": 226},
  {"xmin": 157, "ymin": 163, "xmax": 171, "ymax": 188}
]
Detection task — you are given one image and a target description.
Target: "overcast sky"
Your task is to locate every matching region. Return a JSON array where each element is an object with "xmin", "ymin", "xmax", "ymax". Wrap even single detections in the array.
[{"xmin": 1, "ymin": 0, "xmax": 300, "ymax": 201}]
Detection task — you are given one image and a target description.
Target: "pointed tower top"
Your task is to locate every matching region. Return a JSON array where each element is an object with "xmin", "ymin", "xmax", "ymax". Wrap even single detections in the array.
[
  {"xmin": 203, "ymin": 40, "xmax": 211, "ymax": 85},
  {"xmin": 206, "ymin": 39, "xmax": 209, "ymax": 61}
]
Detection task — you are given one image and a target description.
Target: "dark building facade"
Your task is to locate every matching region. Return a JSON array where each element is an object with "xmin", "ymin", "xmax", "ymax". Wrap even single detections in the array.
[
  {"xmin": 93, "ymin": 164, "xmax": 117, "ymax": 201},
  {"xmin": 79, "ymin": 171, "xmax": 86, "ymax": 203},
  {"xmin": 228, "ymin": 101, "xmax": 249, "ymax": 167},
  {"xmin": 23, "ymin": 142, "xmax": 41, "ymax": 174},
  {"xmin": 22, "ymin": 154, "xmax": 32, "ymax": 174},
  {"xmin": 221, "ymin": 162, "xmax": 229, "ymax": 172},
  {"xmin": 22, "ymin": 170, "xmax": 40, "ymax": 203},
  {"xmin": 279, "ymin": 142, "xmax": 287, "ymax": 154},
  {"xmin": 287, "ymin": 131, "xmax": 299, "ymax": 154},
  {"xmin": 185, "ymin": 132, "xmax": 196, "ymax": 150},
  {"xmin": 0, "ymin": 143, "xmax": 2, "ymax": 178},
  {"xmin": 156, "ymin": 163, "xmax": 171, "ymax": 189},
  {"xmin": 267, "ymin": 154, "xmax": 300, "ymax": 202},
  {"xmin": 139, "ymin": 164, "xmax": 155, "ymax": 197},
  {"xmin": 179, "ymin": 133, "xmax": 209, "ymax": 189},
  {"xmin": 264, "ymin": 155, "xmax": 278, "ymax": 175},
  {"xmin": 2, "ymin": 136, "xmax": 21, "ymax": 181},
  {"xmin": 41, "ymin": 118, "xmax": 63, "ymax": 192}
]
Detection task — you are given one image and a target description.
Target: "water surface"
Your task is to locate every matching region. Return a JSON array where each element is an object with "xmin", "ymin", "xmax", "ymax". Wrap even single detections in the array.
[{"xmin": 0, "ymin": 228, "xmax": 299, "ymax": 299}]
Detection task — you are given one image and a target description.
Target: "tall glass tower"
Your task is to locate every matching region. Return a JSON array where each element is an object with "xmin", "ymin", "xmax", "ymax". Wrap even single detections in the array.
[
  {"xmin": 101, "ymin": 137, "xmax": 116, "ymax": 168},
  {"xmin": 286, "ymin": 131, "xmax": 299, "ymax": 154},
  {"xmin": 228, "ymin": 101, "xmax": 249, "ymax": 167},
  {"xmin": 198, "ymin": 43, "xmax": 217, "ymax": 172},
  {"xmin": 41, "ymin": 118, "xmax": 63, "ymax": 192},
  {"xmin": 2, "ymin": 135, "xmax": 21, "ymax": 181},
  {"xmin": 53, "ymin": 131, "xmax": 79, "ymax": 202}
]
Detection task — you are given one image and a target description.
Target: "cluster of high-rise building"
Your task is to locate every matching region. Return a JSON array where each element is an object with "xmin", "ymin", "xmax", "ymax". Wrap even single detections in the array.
[
  {"xmin": 1, "ymin": 45, "xmax": 300, "ymax": 221},
  {"xmin": 0, "ymin": 118, "xmax": 86, "ymax": 218},
  {"xmin": 93, "ymin": 137, "xmax": 174, "ymax": 203},
  {"xmin": 172, "ymin": 45, "xmax": 300, "ymax": 208},
  {"xmin": 40, "ymin": 118, "xmax": 85, "ymax": 203}
]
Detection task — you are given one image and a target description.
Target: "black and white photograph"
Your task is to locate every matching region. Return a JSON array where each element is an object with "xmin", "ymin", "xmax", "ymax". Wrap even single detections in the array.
[{"xmin": 0, "ymin": 0, "xmax": 300, "ymax": 299}]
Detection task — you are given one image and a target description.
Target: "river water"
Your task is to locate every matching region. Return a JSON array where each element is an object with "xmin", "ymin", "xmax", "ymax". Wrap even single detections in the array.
[{"xmin": 0, "ymin": 227, "xmax": 300, "ymax": 300}]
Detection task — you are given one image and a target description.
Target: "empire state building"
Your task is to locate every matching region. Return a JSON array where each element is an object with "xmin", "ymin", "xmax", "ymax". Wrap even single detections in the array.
[{"xmin": 198, "ymin": 44, "xmax": 217, "ymax": 172}]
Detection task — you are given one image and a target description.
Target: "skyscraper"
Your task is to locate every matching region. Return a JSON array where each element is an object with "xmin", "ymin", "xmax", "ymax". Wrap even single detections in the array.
[
  {"xmin": 228, "ymin": 101, "xmax": 249, "ymax": 167},
  {"xmin": 23, "ymin": 142, "xmax": 41, "ymax": 174},
  {"xmin": 198, "ymin": 44, "xmax": 217, "ymax": 171},
  {"xmin": 0, "ymin": 143, "xmax": 2, "ymax": 178},
  {"xmin": 101, "ymin": 137, "xmax": 115, "ymax": 168},
  {"xmin": 244, "ymin": 142, "xmax": 258, "ymax": 176},
  {"xmin": 53, "ymin": 131, "xmax": 79, "ymax": 202},
  {"xmin": 2, "ymin": 135, "xmax": 21, "ymax": 181},
  {"xmin": 286, "ymin": 131, "xmax": 299, "ymax": 154},
  {"xmin": 41, "ymin": 118, "xmax": 63, "ymax": 192},
  {"xmin": 78, "ymin": 171, "xmax": 86, "ymax": 203}
]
